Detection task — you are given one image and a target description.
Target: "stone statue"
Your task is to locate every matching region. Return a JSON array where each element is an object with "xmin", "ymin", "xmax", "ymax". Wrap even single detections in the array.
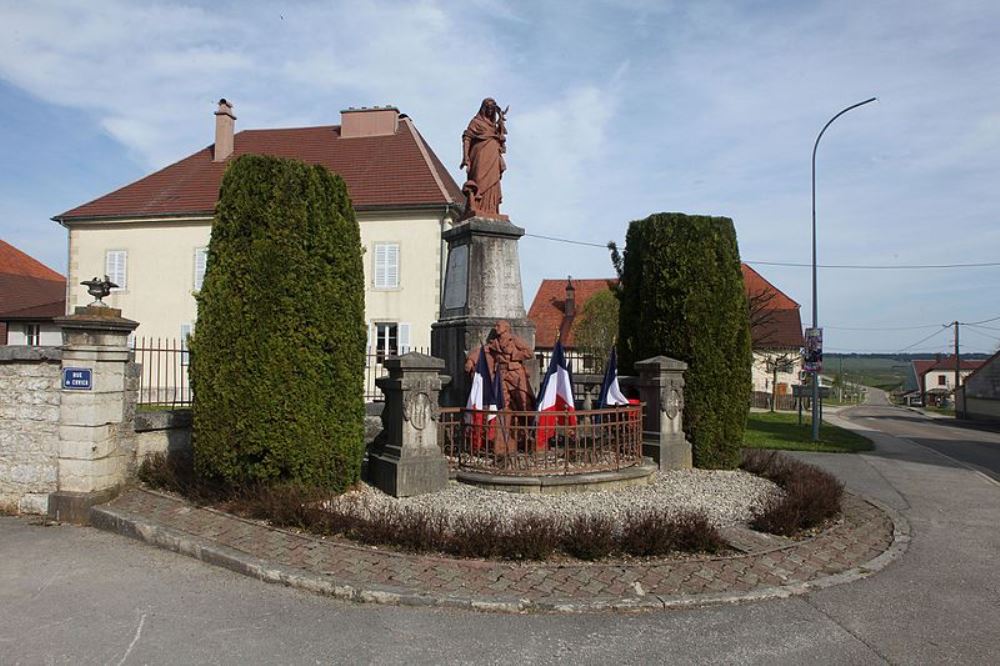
[
  {"xmin": 460, "ymin": 98, "xmax": 508, "ymax": 220},
  {"xmin": 464, "ymin": 320, "xmax": 535, "ymax": 411}
]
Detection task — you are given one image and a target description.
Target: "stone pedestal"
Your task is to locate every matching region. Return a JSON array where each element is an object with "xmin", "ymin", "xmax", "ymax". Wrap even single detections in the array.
[
  {"xmin": 634, "ymin": 356, "xmax": 692, "ymax": 470},
  {"xmin": 432, "ymin": 217, "xmax": 535, "ymax": 405},
  {"xmin": 367, "ymin": 353, "xmax": 451, "ymax": 497},
  {"xmin": 48, "ymin": 305, "xmax": 139, "ymax": 522}
]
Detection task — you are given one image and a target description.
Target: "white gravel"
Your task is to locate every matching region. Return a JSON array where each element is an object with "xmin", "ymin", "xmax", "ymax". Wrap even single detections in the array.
[{"xmin": 326, "ymin": 470, "xmax": 780, "ymax": 528}]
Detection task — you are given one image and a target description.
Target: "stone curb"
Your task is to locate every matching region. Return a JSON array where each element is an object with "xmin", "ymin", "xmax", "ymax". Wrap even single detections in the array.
[{"xmin": 88, "ymin": 494, "xmax": 910, "ymax": 614}]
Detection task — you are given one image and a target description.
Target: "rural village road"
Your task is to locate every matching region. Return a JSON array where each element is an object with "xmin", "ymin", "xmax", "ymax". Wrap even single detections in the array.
[{"xmin": 2, "ymin": 397, "xmax": 999, "ymax": 664}]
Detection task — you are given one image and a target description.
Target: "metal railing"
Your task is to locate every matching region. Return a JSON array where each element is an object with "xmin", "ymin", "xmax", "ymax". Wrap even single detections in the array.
[
  {"xmin": 438, "ymin": 404, "xmax": 644, "ymax": 476},
  {"xmin": 365, "ymin": 346, "xmax": 430, "ymax": 402},
  {"xmin": 535, "ymin": 349, "xmax": 608, "ymax": 376},
  {"xmin": 134, "ymin": 337, "xmax": 192, "ymax": 409},
  {"xmin": 750, "ymin": 390, "xmax": 797, "ymax": 411}
]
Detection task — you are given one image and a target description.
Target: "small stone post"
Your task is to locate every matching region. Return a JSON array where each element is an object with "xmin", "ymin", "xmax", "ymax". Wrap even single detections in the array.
[
  {"xmin": 367, "ymin": 353, "xmax": 451, "ymax": 497},
  {"xmin": 634, "ymin": 356, "xmax": 692, "ymax": 470},
  {"xmin": 48, "ymin": 305, "xmax": 139, "ymax": 522}
]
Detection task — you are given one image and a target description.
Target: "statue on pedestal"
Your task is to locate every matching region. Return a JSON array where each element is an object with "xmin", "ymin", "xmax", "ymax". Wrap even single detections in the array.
[{"xmin": 460, "ymin": 98, "xmax": 508, "ymax": 220}]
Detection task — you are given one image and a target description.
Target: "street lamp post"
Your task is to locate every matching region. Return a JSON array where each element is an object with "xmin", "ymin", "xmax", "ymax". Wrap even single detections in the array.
[{"xmin": 811, "ymin": 97, "xmax": 877, "ymax": 441}]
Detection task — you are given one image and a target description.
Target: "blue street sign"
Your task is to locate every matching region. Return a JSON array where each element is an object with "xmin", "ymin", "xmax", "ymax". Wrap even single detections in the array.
[{"xmin": 62, "ymin": 367, "xmax": 93, "ymax": 390}]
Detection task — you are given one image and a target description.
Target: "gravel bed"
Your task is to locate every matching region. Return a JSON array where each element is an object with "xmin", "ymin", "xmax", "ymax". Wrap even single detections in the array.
[{"xmin": 326, "ymin": 470, "xmax": 780, "ymax": 528}]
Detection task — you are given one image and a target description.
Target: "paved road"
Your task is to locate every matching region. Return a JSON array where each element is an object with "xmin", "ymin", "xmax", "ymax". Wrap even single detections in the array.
[
  {"xmin": 2, "ymin": 400, "xmax": 999, "ymax": 664},
  {"xmin": 853, "ymin": 388, "xmax": 1000, "ymax": 482}
]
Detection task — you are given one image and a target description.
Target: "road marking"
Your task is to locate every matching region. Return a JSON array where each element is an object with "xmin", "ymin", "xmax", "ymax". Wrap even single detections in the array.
[
  {"xmin": 116, "ymin": 612, "xmax": 147, "ymax": 666},
  {"xmin": 893, "ymin": 436, "xmax": 1000, "ymax": 488}
]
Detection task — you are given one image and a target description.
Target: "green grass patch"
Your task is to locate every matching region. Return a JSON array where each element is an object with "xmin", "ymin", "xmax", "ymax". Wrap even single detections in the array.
[{"xmin": 744, "ymin": 411, "xmax": 873, "ymax": 453}]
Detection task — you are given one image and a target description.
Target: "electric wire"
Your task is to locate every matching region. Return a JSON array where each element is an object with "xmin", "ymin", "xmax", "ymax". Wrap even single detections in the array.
[{"xmin": 522, "ymin": 233, "xmax": 1000, "ymax": 270}]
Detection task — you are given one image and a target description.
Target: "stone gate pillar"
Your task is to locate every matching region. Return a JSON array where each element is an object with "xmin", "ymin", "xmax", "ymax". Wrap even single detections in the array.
[
  {"xmin": 48, "ymin": 305, "xmax": 139, "ymax": 522},
  {"xmin": 634, "ymin": 356, "xmax": 692, "ymax": 470},
  {"xmin": 367, "ymin": 353, "xmax": 451, "ymax": 497}
]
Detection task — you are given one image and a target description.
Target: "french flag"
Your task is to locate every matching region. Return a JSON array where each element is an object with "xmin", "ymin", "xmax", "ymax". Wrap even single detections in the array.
[
  {"xmin": 536, "ymin": 340, "xmax": 576, "ymax": 446},
  {"xmin": 465, "ymin": 346, "xmax": 499, "ymax": 449},
  {"xmin": 597, "ymin": 347, "xmax": 629, "ymax": 409}
]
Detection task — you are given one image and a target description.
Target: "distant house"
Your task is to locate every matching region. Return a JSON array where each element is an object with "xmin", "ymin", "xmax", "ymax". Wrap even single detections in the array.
[
  {"xmin": 912, "ymin": 355, "xmax": 985, "ymax": 406},
  {"xmin": 52, "ymin": 100, "xmax": 463, "ymax": 354},
  {"xmin": 526, "ymin": 265, "xmax": 804, "ymax": 397},
  {"xmin": 957, "ymin": 349, "xmax": 1000, "ymax": 421},
  {"xmin": 0, "ymin": 240, "xmax": 66, "ymax": 346}
]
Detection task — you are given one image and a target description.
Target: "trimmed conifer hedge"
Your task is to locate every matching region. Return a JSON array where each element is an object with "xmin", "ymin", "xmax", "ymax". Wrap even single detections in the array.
[
  {"xmin": 617, "ymin": 212, "xmax": 752, "ymax": 469},
  {"xmin": 190, "ymin": 154, "xmax": 366, "ymax": 491}
]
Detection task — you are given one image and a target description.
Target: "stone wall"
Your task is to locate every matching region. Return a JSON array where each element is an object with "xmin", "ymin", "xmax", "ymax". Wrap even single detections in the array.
[{"xmin": 0, "ymin": 347, "xmax": 62, "ymax": 513}]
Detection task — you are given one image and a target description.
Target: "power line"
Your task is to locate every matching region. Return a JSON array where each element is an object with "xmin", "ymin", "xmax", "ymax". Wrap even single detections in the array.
[
  {"xmin": 966, "ymin": 323, "xmax": 1000, "ymax": 332},
  {"xmin": 962, "ymin": 314, "xmax": 1000, "ymax": 326},
  {"xmin": 522, "ymin": 233, "xmax": 1000, "ymax": 270},
  {"xmin": 748, "ymin": 260, "xmax": 1000, "ymax": 270},
  {"xmin": 825, "ymin": 323, "xmax": 945, "ymax": 332},
  {"xmin": 962, "ymin": 326, "xmax": 1000, "ymax": 344},
  {"xmin": 896, "ymin": 326, "xmax": 951, "ymax": 353}
]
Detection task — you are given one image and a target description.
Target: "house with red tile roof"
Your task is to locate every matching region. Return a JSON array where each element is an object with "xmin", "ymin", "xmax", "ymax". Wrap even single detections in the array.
[
  {"xmin": 527, "ymin": 264, "xmax": 804, "ymax": 397},
  {"xmin": 0, "ymin": 240, "xmax": 66, "ymax": 345},
  {"xmin": 912, "ymin": 355, "xmax": 985, "ymax": 406},
  {"xmin": 52, "ymin": 100, "xmax": 463, "ymax": 354}
]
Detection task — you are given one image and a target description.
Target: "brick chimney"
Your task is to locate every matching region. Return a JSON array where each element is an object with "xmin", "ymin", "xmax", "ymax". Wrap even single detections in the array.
[
  {"xmin": 564, "ymin": 276, "xmax": 576, "ymax": 317},
  {"xmin": 340, "ymin": 106, "xmax": 399, "ymax": 138},
  {"xmin": 213, "ymin": 98, "xmax": 236, "ymax": 162}
]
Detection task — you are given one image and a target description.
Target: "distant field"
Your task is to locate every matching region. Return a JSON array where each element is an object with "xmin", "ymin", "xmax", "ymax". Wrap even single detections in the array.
[{"xmin": 823, "ymin": 353, "xmax": 990, "ymax": 393}]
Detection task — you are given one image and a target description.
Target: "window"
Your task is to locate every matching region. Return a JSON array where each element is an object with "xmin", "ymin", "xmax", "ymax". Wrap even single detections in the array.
[
  {"xmin": 194, "ymin": 247, "xmax": 208, "ymax": 291},
  {"xmin": 373, "ymin": 242, "xmax": 400, "ymax": 289},
  {"xmin": 105, "ymin": 249, "xmax": 127, "ymax": 289},
  {"xmin": 25, "ymin": 324, "xmax": 41, "ymax": 346},
  {"xmin": 937, "ymin": 375, "xmax": 946, "ymax": 386},
  {"xmin": 370, "ymin": 321, "xmax": 410, "ymax": 362}
]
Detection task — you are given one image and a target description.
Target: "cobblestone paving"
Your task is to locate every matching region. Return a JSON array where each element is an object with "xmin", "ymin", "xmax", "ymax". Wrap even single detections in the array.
[{"xmin": 102, "ymin": 489, "xmax": 894, "ymax": 607}]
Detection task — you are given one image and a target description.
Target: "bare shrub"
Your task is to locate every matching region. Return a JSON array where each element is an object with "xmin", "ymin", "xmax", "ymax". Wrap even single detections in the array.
[
  {"xmin": 668, "ymin": 511, "xmax": 726, "ymax": 554},
  {"xmin": 502, "ymin": 514, "xmax": 559, "ymax": 560},
  {"xmin": 560, "ymin": 514, "xmax": 616, "ymax": 560},
  {"xmin": 619, "ymin": 509, "xmax": 723, "ymax": 557},
  {"xmin": 742, "ymin": 449, "xmax": 844, "ymax": 536},
  {"xmin": 447, "ymin": 513, "xmax": 503, "ymax": 559}
]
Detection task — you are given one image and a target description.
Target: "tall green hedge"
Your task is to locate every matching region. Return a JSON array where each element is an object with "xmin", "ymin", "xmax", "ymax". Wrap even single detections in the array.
[
  {"xmin": 190, "ymin": 154, "xmax": 366, "ymax": 491},
  {"xmin": 617, "ymin": 212, "xmax": 752, "ymax": 469}
]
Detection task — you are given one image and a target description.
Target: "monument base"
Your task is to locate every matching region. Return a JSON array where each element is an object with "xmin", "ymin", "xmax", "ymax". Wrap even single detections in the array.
[
  {"xmin": 367, "ymin": 453, "xmax": 449, "ymax": 498},
  {"xmin": 433, "ymin": 216, "xmax": 536, "ymax": 406}
]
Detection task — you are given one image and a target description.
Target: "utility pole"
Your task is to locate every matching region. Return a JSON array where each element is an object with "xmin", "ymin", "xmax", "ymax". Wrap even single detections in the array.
[{"xmin": 954, "ymin": 320, "xmax": 960, "ymax": 403}]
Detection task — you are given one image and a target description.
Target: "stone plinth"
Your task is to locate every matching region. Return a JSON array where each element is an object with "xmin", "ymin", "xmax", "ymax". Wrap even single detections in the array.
[
  {"xmin": 634, "ymin": 356, "xmax": 692, "ymax": 470},
  {"xmin": 367, "ymin": 353, "xmax": 451, "ymax": 497},
  {"xmin": 432, "ymin": 217, "xmax": 535, "ymax": 405},
  {"xmin": 49, "ymin": 305, "xmax": 139, "ymax": 522}
]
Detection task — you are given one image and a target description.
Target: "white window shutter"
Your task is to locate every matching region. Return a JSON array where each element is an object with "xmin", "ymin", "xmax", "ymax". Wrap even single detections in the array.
[
  {"xmin": 387, "ymin": 244, "xmax": 399, "ymax": 288},
  {"xmin": 373, "ymin": 242, "xmax": 399, "ymax": 288},
  {"xmin": 105, "ymin": 250, "xmax": 127, "ymax": 289},
  {"xmin": 194, "ymin": 248, "xmax": 208, "ymax": 291},
  {"xmin": 398, "ymin": 322, "xmax": 411, "ymax": 354}
]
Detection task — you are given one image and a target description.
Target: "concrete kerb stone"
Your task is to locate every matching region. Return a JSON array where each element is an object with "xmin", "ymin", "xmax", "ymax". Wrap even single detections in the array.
[{"xmin": 87, "ymin": 489, "xmax": 910, "ymax": 615}]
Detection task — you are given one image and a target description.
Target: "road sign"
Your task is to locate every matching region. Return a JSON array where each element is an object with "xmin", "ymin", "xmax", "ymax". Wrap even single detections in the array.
[{"xmin": 62, "ymin": 367, "xmax": 93, "ymax": 390}]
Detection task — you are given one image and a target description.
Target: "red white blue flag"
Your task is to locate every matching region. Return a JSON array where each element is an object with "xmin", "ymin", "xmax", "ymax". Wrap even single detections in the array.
[
  {"xmin": 536, "ymin": 340, "xmax": 576, "ymax": 446},
  {"xmin": 597, "ymin": 347, "xmax": 629, "ymax": 408}
]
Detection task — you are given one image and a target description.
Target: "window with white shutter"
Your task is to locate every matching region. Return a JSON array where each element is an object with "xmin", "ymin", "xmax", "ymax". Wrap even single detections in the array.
[
  {"xmin": 398, "ymin": 322, "xmax": 411, "ymax": 354},
  {"xmin": 193, "ymin": 247, "xmax": 208, "ymax": 291},
  {"xmin": 373, "ymin": 242, "xmax": 400, "ymax": 289},
  {"xmin": 105, "ymin": 250, "xmax": 127, "ymax": 290}
]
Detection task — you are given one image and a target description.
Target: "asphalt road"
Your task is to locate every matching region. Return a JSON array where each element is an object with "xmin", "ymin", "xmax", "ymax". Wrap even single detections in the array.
[{"xmin": 2, "ymin": 398, "xmax": 999, "ymax": 664}]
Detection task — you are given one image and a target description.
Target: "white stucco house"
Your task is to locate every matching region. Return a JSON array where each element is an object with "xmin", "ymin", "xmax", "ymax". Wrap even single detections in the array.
[{"xmin": 52, "ymin": 100, "xmax": 464, "ymax": 359}]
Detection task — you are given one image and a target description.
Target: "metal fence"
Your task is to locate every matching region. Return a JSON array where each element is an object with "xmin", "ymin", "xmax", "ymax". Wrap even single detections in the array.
[
  {"xmin": 535, "ymin": 349, "xmax": 608, "ymax": 376},
  {"xmin": 750, "ymin": 390, "xmax": 797, "ymax": 411},
  {"xmin": 438, "ymin": 404, "xmax": 644, "ymax": 476},
  {"xmin": 134, "ymin": 337, "xmax": 192, "ymax": 409},
  {"xmin": 365, "ymin": 346, "xmax": 430, "ymax": 402}
]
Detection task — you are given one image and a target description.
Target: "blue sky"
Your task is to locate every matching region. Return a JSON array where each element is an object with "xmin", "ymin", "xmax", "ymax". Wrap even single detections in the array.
[{"xmin": 2, "ymin": 0, "xmax": 999, "ymax": 354}]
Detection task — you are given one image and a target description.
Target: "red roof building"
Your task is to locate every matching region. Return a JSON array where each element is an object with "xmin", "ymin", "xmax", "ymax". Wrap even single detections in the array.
[
  {"xmin": 52, "ymin": 101, "xmax": 464, "ymax": 348},
  {"xmin": 912, "ymin": 355, "xmax": 985, "ymax": 405},
  {"xmin": 0, "ymin": 240, "xmax": 66, "ymax": 345},
  {"xmin": 528, "ymin": 264, "xmax": 804, "ymax": 351}
]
